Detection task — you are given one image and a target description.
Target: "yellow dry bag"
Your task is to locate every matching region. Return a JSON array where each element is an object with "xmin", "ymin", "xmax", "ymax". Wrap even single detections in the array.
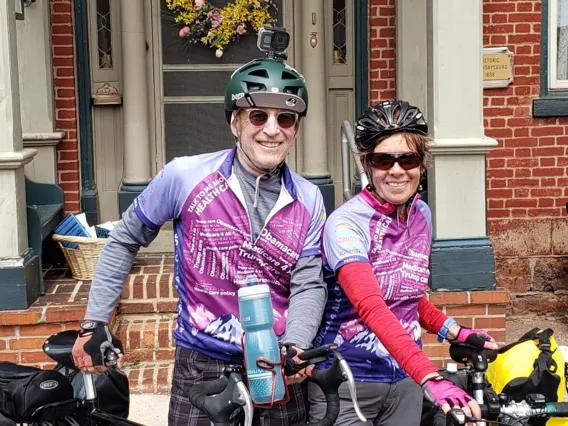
[{"xmin": 486, "ymin": 328, "xmax": 567, "ymax": 426}]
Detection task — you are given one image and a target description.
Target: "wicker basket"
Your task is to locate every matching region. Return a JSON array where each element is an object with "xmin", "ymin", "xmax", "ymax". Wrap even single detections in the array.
[{"xmin": 52, "ymin": 234, "xmax": 108, "ymax": 280}]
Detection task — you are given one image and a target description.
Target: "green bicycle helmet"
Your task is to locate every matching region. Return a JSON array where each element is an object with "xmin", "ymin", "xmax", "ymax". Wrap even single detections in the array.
[{"xmin": 224, "ymin": 57, "xmax": 308, "ymax": 122}]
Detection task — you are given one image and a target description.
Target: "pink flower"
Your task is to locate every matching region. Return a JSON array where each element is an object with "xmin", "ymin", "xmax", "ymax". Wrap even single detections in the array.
[
  {"xmin": 195, "ymin": 0, "xmax": 205, "ymax": 9},
  {"xmin": 236, "ymin": 25, "xmax": 244, "ymax": 35},
  {"xmin": 215, "ymin": 49, "xmax": 223, "ymax": 58},
  {"xmin": 210, "ymin": 12, "xmax": 223, "ymax": 28},
  {"xmin": 179, "ymin": 26, "xmax": 190, "ymax": 37}
]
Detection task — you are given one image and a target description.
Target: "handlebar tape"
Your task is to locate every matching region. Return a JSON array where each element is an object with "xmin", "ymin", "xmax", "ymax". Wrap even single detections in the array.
[
  {"xmin": 298, "ymin": 344, "xmax": 337, "ymax": 361},
  {"xmin": 432, "ymin": 411, "xmax": 448, "ymax": 426},
  {"xmin": 291, "ymin": 358, "xmax": 344, "ymax": 426},
  {"xmin": 549, "ymin": 402, "xmax": 568, "ymax": 416},
  {"xmin": 187, "ymin": 377, "xmax": 230, "ymax": 418}
]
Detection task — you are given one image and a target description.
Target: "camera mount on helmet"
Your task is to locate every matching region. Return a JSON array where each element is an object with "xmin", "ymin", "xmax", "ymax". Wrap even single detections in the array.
[{"xmin": 257, "ymin": 26, "xmax": 289, "ymax": 60}]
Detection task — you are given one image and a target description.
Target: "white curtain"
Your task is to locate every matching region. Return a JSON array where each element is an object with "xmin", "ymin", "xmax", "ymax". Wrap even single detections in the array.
[{"xmin": 558, "ymin": 0, "xmax": 568, "ymax": 80}]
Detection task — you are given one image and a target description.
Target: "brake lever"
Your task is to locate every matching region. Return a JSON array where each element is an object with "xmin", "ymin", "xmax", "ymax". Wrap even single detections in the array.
[
  {"xmin": 104, "ymin": 347, "xmax": 118, "ymax": 368},
  {"xmin": 233, "ymin": 375, "xmax": 253, "ymax": 426},
  {"xmin": 446, "ymin": 409, "xmax": 467, "ymax": 425},
  {"xmin": 336, "ymin": 353, "xmax": 366, "ymax": 423}
]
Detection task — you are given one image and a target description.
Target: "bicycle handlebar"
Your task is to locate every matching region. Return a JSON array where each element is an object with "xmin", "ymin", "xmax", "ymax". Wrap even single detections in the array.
[
  {"xmin": 444, "ymin": 400, "xmax": 568, "ymax": 425},
  {"xmin": 187, "ymin": 368, "xmax": 253, "ymax": 426},
  {"xmin": 186, "ymin": 346, "xmax": 366, "ymax": 426}
]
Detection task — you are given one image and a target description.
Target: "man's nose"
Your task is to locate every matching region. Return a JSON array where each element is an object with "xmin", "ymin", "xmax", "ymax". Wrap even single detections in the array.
[{"xmin": 263, "ymin": 115, "xmax": 280, "ymax": 136}]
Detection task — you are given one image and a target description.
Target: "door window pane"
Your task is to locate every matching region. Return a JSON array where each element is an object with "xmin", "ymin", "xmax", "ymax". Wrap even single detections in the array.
[
  {"xmin": 96, "ymin": 0, "xmax": 113, "ymax": 69},
  {"xmin": 557, "ymin": 0, "xmax": 568, "ymax": 80},
  {"xmin": 333, "ymin": 0, "xmax": 347, "ymax": 64}
]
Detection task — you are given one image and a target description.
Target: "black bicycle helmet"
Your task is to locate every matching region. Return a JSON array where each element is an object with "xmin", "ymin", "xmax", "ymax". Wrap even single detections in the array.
[{"xmin": 355, "ymin": 100, "xmax": 428, "ymax": 152}]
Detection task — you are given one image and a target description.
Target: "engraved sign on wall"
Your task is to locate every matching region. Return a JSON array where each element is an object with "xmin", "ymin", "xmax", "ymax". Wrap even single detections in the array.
[{"xmin": 483, "ymin": 47, "xmax": 514, "ymax": 89}]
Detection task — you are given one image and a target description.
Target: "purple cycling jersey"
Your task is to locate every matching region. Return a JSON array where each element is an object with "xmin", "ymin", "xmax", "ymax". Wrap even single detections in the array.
[
  {"xmin": 314, "ymin": 189, "xmax": 432, "ymax": 382},
  {"xmin": 133, "ymin": 148, "xmax": 325, "ymax": 362}
]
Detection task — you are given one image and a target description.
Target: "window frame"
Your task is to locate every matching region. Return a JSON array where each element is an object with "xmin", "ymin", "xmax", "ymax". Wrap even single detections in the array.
[
  {"xmin": 548, "ymin": 0, "xmax": 568, "ymax": 90},
  {"xmin": 533, "ymin": 0, "xmax": 568, "ymax": 117}
]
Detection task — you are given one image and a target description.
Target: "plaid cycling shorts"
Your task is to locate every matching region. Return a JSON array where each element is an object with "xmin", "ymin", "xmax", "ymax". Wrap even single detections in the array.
[{"xmin": 168, "ymin": 346, "xmax": 308, "ymax": 426}]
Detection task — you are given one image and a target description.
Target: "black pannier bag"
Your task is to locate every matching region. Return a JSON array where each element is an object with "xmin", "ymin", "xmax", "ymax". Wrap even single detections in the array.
[{"xmin": 0, "ymin": 363, "xmax": 74, "ymax": 423}]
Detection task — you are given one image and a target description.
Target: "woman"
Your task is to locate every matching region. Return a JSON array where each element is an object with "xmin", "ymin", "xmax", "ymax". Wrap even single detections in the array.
[{"xmin": 308, "ymin": 100, "xmax": 499, "ymax": 425}]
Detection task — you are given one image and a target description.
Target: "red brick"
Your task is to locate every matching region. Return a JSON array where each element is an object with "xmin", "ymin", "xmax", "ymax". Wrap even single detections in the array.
[
  {"xmin": 423, "ymin": 345, "xmax": 451, "ymax": 358},
  {"xmin": 504, "ymin": 199, "xmax": 537, "ymax": 208},
  {"xmin": 59, "ymin": 171, "xmax": 80, "ymax": 182},
  {"xmin": 52, "ymin": 25, "xmax": 73, "ymax": 35},
  {"xmin": 147, "ymin": 275, "xmax": 157, "ymax": 299},
  {"xmin": 143, "ymin": 321, "xmax": 156, "ymax": 348},
  {"xmin": 157, "ymin": 301, "xmax": 177, "ymax": 313},
  {"xmin": 20, "ymin": 324, "xmax": 62, "ymax": 337},
  {"xmin": 445, "ymin": 305, "xmax": 487, "ymax": 316},
  {"xmin": 488, "ymin": 305, "xmax": 507, "ymax": 315},
  {"xmin": 159, "ymin": 275, "xmax": 171, "ymax": 298},
  {"xmin": 143, "ymin": 266, "xmax": 161, "ymax": 275},
  {"xmin": 132, "ymin": 275, "xmax": 144, "ymax": 299},
  {"xmin": 429, "ymin": 292, "xmax": 469, "ymax": 306},
  {"xmin": 52, "ymin": 3, "xmax": 72, "ymax": 14},
  {"xmin": 470, "ymin": 291, "xmax": 510, "ymax": 304},
  {"xmin": 0, "ymin": 353, "xmax": 18, "ymax": 363},
  {"xmin": 118, "ymin": 302, "xmax": 155, "ymax": 314},
  {"xmin": 0, "ymin": 312, "xmax": 42, "ymax": 326},
  {"xmin": 21, "ymin": 351, "xmax": 53, "ymax": 364},
  {"xmin": 52, "ymin": 35, "xmax": 74, "ymax": 46},
  {"xmin": 156, "ymin": 348, "xmax": 175, "ymax": 360},
  {"xmin": 474, "ymin": 317, "xmax": 506, "ymax": 330},
  {"xmin": 129, "ymin": 322, "xmax": 143, "ymax": 350},
  {"xmin": 45, "ymin": 307, "xmax": 85, "ymax": 323},
  {"xmin": 158, "ymin": 322, "xmax": 171, "ymax": 348},
  {"xmin": 0, "ymin": 326, "xmax": 16, "ymax": 337}
]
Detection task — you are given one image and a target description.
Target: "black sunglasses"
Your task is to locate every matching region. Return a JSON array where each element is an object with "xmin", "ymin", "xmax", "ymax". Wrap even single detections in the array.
[
  {"xmin": 366, "ymin": 152, "xmax": 423, "ymax": 171},
  {"xmin": 246, "ymin": 109, "xmax": 299, "ymax": 129}
]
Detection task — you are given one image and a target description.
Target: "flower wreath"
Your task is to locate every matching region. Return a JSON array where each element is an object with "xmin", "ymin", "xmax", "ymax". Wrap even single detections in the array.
[{"xmin": 165, "ymin": 0, "xmax": 278, "ymax": 57}]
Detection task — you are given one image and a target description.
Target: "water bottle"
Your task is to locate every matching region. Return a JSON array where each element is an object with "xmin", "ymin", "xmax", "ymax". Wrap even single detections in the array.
[{"xmin": 238, "ymin": 276, "xmax": 285, "ymax": 404}]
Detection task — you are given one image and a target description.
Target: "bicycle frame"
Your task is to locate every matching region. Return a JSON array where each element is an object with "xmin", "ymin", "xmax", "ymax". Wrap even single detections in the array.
[{"xmin": 77, "ymin": 373, "xmax": 145, "ymax": 426}]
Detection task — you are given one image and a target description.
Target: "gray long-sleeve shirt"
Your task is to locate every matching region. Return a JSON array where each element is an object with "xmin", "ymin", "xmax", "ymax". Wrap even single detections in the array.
[{"xmin": 85, "ymin": 156, "xmax": 327, "ymax": 349}]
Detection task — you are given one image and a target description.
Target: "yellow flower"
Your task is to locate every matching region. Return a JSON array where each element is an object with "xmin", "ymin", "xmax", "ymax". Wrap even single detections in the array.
[{"xmin": 166, "ymin": 0, "xmax": 275, "ymax": 53}]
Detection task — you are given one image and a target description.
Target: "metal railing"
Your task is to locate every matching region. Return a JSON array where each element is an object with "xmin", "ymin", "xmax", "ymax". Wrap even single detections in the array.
[{"xmin": 341, "ymin": 120, "xmax": 368, "ymax": 201}]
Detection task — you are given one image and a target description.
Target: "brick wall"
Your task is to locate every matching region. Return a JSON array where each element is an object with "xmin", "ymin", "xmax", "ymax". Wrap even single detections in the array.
[
  {"xmin": 422, "ymin": 291, "xmax": 509, "ymax": 368},
  {"xmin": 368, "ymin": 0, "xmax": 396, "ymax": 103},
  {"xmin": 482, "ymin": 0, "xmax": 568, "ymax": 314},
  {"xmin": 50, "ymin": 0, "xmax": 80, "ymax": 213}
]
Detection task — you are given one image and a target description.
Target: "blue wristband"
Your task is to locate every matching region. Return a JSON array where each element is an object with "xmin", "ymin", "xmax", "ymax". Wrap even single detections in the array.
[{"xmin": 437, "ymin": 318, "xmax": 457, "ymax": 343}]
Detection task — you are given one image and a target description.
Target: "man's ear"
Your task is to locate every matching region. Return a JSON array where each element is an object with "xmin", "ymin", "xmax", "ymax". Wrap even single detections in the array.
[{"xmin": 230, "ymin": 113, "xmax": 240, "ymax": 138}]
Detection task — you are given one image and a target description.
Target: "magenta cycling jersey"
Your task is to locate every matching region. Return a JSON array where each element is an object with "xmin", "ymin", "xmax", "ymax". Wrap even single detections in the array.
[
  {"xmin": 133, "ymin": 148, "xmax": 326, "ymax": 362},
  {"xmin": 313, "ymin": 188, "xmax": 432, "ymax": 382}
]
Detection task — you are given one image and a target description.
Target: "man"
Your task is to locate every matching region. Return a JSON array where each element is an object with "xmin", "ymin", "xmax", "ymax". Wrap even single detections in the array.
[{"xmin": 71, "ymin": 56, "xmax": 328, "ymax": 426}]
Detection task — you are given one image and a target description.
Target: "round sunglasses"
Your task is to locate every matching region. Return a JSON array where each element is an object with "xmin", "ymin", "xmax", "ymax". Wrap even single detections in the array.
[
  {"xmin": 246, "ymin": 109, "xmax": 299, "ymax": 129},
  {"xmin": 366, "ymin": 152, "xmax": 423, "ymax": 171}
]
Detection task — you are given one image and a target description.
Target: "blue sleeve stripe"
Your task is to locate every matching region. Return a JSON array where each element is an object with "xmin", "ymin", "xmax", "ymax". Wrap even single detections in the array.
[
  {"xmin": 300, "ymin": 248, "xmax": 321, "ymax": 258},
  {"xmin": 134, "ymin": 206, "xmax": 160, "ymax": 230},
  {"xmin": 335, "ymin": 256, "xmax": 369, "ymax": 271}
]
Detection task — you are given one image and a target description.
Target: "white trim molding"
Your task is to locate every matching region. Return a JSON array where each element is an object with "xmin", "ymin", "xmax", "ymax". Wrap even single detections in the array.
[
  {"xmin": 429, "ymin": 137, "xmax": 498, "ymax": 155},
  {"xmin": 0, "ymin": 148, "xmax": 37, "ymax": 169}
]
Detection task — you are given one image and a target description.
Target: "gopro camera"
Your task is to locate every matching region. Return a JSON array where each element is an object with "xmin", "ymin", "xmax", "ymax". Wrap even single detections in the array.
[{"xmin": 257, "ymin": 26, "xmax": 290, "ymax": 59}]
